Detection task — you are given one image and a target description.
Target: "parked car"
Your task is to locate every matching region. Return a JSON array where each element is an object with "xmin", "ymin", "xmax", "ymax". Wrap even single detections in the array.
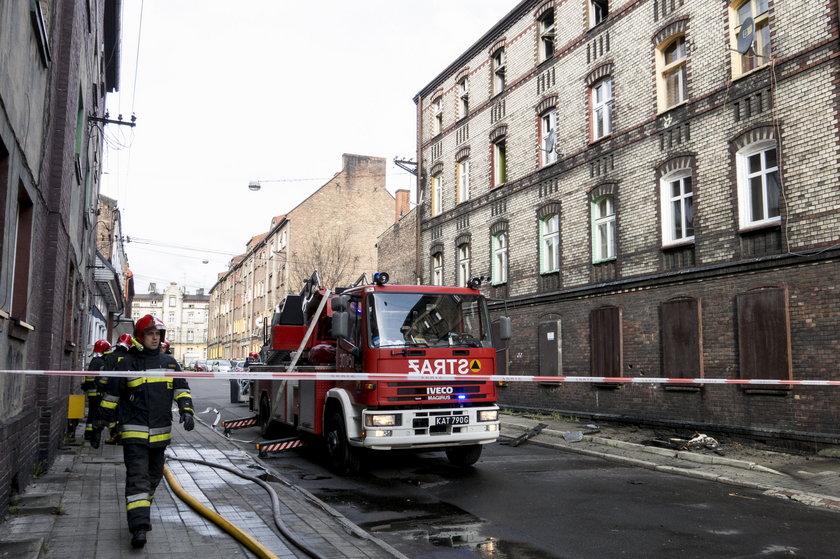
[
  {"xmin": 211, "ymin": 359, "xmax": 232, "ymax": 373},
  {"xmin": 231, "ymin": 360, "xmax": 246, "ymax": 372},
  {"xmin": 194, "ymin": 360, "xmax": 208, "ymax": 372},
  {"xmin": 186, "ymin": 360, "xmax": 197, "ymax": 371},
  {"xmin": 229, "ymin": 360, "xmax": 249, "ymax": 403}
]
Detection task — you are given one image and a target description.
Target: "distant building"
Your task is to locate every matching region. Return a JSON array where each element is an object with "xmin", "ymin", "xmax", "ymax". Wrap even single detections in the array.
[
  {"xmin": 208, "ymin": 154, "xmax": 397, "ymax": 359},
  {"xmin": 133, "ymin": 283, "xmax": 209, "ymax": 365},
  {"xmin": 0, "ymin": 0, "xmax": 123, "ymax": 518},
  {"xmin": 414, "ymin": 0, "xmax": 840, "ymax": 445},
  {"xmin": 91, "ymin": 194, "xmax": 134, "ymax": 344},
  {"xmin": 376, "ymin": 190, "xmax": 417, "ymax": 286}
]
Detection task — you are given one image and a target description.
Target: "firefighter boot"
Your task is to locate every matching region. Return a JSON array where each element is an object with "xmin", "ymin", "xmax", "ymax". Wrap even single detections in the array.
[{"xmin": 130, "ymin": 528, "xmax": 147, "ymax": 549}]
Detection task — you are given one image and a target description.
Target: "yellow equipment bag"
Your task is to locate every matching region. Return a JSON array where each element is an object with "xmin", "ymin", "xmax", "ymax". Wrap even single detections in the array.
[{"xmin": 67, "ymin": 395, "xmax": 85, "ymax": 419}]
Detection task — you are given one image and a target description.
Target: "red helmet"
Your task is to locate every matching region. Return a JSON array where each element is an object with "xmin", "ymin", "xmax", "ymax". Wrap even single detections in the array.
[
  {"xmin": 93, "ymin": 339, "xmax": 111, "ymax": 356},
  {"xmin": 116, "ymin": 333, "xmax": 134, "ymax": 349},
  {"xmin": 135, "ymin": 314, "xmax": 166, "ymax": 338},
  {"xmin": 249, "ymin": 352, "xmax": 259, "ymax": 360},
  {"xmin": 160, "ymin": 340, "xmax": 170, "ymax": 353}
]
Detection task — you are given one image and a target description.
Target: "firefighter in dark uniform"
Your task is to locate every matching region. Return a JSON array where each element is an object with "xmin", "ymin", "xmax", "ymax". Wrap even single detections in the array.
[
  {"xmin": 82, "ymin": 339, "xmax": 110, "ymax": 445},
  {"xmin": 97, "ymin": 333, "xmax": 136, "ymax": 445},
  {"xmin": 96, "ymin": 315, "xmax": 194, "ymax": 549}
]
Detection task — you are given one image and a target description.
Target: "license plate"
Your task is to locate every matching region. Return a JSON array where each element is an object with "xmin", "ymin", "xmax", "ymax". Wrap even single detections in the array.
[{"xmin": 434, "ymin": 415, "xmax": 470, "ymax": 426}]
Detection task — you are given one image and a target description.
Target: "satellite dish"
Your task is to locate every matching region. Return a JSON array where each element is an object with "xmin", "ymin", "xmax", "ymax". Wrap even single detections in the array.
[
  {"xmin": 736, "ymin": 17, "xmax": 754, "ymax": 55},
  {"xmin": 545, "ymin": 130, "xmax": 556, "ymax": 153}
]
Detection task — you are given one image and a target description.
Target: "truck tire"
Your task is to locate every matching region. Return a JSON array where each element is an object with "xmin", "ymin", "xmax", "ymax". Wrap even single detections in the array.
[
  {"xmin": 445, "ymin": 444, "xmax": 483, "ymax": 467},
  {"xmin": 258, "ymin": 395, "xmax": 281, "ymax": 439},
  {"xmin": 325, "ymin": 412, "xmax": 361, "ymax": 475}
]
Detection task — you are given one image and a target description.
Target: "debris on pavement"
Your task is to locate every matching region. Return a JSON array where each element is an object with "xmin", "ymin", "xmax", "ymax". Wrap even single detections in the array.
[
  {"xmin": 506, "ymin": 422, "xmax": 549, "ymax": 447},
  {"xmin": 562, "ymin": 431, "xmax": 584, "ymax": 442}
]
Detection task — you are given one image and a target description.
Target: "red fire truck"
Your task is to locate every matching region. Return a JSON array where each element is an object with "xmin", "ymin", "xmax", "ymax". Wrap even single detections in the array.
[{"xmin": 249, "ymin": 271, "xmax": 510, "ymax": 474}]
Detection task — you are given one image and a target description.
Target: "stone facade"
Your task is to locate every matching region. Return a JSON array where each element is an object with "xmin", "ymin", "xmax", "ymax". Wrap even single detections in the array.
[
  {"xmin": 415, "ymin": 0, "xmax": 840, "ymax": 444},
  {"xmin": 132, "ymin": 283, "xmax": 210, "ymax": 366},
  {"xmin": 376, "ymin": 190, "xmax": 417, "ymax": 285},
  {"xmin": 208, "ymin": 154, "xmax": 397, "ymax": 359},
  {"xmin": 0, "ymin": 1, "xmax": 122, "ymax": 517}
]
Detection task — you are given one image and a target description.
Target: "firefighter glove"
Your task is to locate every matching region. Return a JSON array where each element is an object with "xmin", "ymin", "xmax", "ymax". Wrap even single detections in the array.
[
  {"xmin": 180, "ymin": 412, "xmax": 194, "ymax": 431},
  {"xmin": 92, "ymin": 418, "xmax": 109, "ymax": 430}
]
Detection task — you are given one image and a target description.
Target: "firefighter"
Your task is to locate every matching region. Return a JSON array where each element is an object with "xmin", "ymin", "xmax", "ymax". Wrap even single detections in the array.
[
  {"xmin": 160, "ymin": 339, "xmax": 171, "ymax": 354},
  {"xmin": 97, "ymin": 333, "xmax": 135, "ymax": 445},
  {"xmin": 82, "ymin": 339, "xmax": 110, "ymax": 445},
  {"xmin": 95, "ymin": 315, "xmax": 194, "ymax": 549}
]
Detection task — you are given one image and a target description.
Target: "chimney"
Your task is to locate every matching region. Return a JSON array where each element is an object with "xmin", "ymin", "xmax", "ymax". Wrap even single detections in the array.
[
  {"xmin": 197, "ymin": 288, "xmax": 204, "ymax": 296},
  {"xmin": 149, "ymin": 283, "xmax": 157, "ymax": 294},
  {"xmin": 395, "ymin": 189, "xmax": 410, "ymax": 223}
]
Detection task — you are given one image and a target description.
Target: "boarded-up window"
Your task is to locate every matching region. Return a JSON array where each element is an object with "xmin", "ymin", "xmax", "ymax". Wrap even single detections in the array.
[
  {"xmin": 661, "ymin": 298, "xmax": 703, "ymax": 379},
  {"xmin": 538, "ymin": 320, "xmax": 562, "ymax": 377},
  {"xmin": 591, "ymin": 306, "xmax": 622, "ymax": 377},
  {"xmin": 737, "ymin": 287, "xmax": 791, "ymax": 380}
]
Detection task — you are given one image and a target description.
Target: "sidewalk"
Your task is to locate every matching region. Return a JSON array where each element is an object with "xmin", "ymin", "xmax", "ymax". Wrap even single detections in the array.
[
  {"xmin": 500, "ymin": 412, "xmax": 840, "ymax": 513},
  {"xmin": 0, "ymin": 421, "xmax": 407, "ymax": 559}
]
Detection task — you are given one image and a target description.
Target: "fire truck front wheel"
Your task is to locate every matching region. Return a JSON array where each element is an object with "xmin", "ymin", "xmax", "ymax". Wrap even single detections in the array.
[
  {"xmin": 445, "ymin": 444, "xmax": 483, "ymax": 467},
  {"xmin": 325, "ymin": 412, "xmax": 361, "ymax": 475},
  {"xmin": 258, "ymin": 395, "xmax": 280, "ymax": 438}
]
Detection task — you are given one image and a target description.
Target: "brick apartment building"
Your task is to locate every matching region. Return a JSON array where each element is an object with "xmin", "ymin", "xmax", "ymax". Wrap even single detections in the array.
[
  {"xmin": 208, "ymin": 154, "xmax": 399, "ymax": 360},
  {"xmin": 414, "ymin": 0, "xmax": 840, "ymax": 445},
  {"xmin": 0, "ymin": 1, "xmax": 123, "ymax": 516},
  {"xmin": 132, "ymin": 283, "xmax": 210, "ymax": 366}
]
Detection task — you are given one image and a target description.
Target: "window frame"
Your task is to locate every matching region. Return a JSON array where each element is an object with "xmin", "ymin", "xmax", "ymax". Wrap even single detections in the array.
[
  {"xmin": 458, "ymin": 77, "xmax": 469, "ymax": 119},
  {"xmin": 492, "ymin": 48, "xmax": 506, "ymax": 96},
  {"xmin": 591, "ymin": 78, "xmax": 613, "ymax": 141},
  {"xmin": 456, "ymin": 159, "xmax": 470, "ymax": 204},
  {"xmin": 592, "ymin": 195, "xmax": 616, "ymax": 263},
  {"xmin": 656, "ymin": 35, "xmax": 687, "ymax": 112},
  {"xmin": 492, "ymin": 139, "xmax": 507, "ymax": 187},
  {"xmin": 539, "ymin": 213, "xmax": 560, "ymax": 273},
  {"xmin": 432, "ymin": 252, "xmax": 444, "ymax": 286},
  {"xmin": 457, "ymin": 243, "xmax": 471, "ymax": 287},
  {"xmin": 660, "ymin": 169, "xmax": 695, "ymax": 247},
  {"xmin": 589, "ymin": 0, "xmax": 609, "ymax": 28},
  {"xmin": 736, "ymin": 140, "xmax": 781, "ymax": 230},
  {"xmin": 540, "ymin": 110, "xmax": 558, "ymax": 167},
  {"xmin": 431, "ymin": 173, "xmax": 443, "ymax": 217},
  {"xmin": 491, "ymin": 231, "xmax": 508, "ymax": 286},
  {"xmin": 729, "ymin": 0, "xmax": 772, "ymax": 77},
  {"xmin": 432, "ymin": 96, "xmax": 443, "ymax": 136},
  {"xmin": 538, "ymin": 9, "xmax": 556, "ymax": 62}
]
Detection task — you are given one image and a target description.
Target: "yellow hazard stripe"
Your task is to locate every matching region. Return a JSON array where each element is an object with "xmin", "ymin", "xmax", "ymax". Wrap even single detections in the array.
[
  {"xmin": 174, "ymin": 392, "xmax": 192, "ymax": 400},
  {"xmin": 100, "ymin": 400, "xmax": 118, "ymax": 409},
  {"xmin": 150, "ymin": 433, "xmax": 171, "ymax": 444},
  {"xmin": 126, "ymin": 499, "xmax": 151, "ymax": 511},
  {"xmin": 121, "ymin": 431, "xmax": 149, "ymax": 440},
  {"xmin": 127, "ymin": 377, "xmax": 173, "ymax": 388}
]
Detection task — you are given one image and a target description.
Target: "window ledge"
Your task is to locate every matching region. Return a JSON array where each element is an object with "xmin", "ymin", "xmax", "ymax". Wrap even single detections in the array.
[
  {"xmin": 0, "ymin": 309, "xmax": 9, "ymax": 320},
  {"xmin": 731, "ymin": 63, "xmax": 771, "ymax": 82},
  {"xmin": 8, "ymin": 317, "xmax": 35, "ymax": 342},
  {"xmin": 739, "ymin": 220, "xmax": 781, "ymax": 235},
  {"xmin": 662, "ymin": 239, "xmax": 695, "ymax": 250},
  {"xmin": 592, "ymin": 258, "xmax": 616, "ymax": 265},
  {"xmin": 657, "ymin": 100, "xmax": 688, "ymax": 117},
  {"xmin": 540, "ymin": 270, "xmax": 560, "ymax": 276},
  {"xmin": 589, "ymin": 134, "xmax": 612, "ymax": 146}
]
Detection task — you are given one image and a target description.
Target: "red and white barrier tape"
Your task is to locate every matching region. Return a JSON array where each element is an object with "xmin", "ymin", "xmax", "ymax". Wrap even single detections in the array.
[{"xmin": 1, "ymin": 369, "xmax": 839, "ymax": 386}]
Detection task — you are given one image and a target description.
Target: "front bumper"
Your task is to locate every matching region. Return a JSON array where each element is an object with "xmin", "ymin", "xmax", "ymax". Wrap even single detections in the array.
[{"xmin": 359, "ymin": 405, "xmax": 500, "ymax": 450}]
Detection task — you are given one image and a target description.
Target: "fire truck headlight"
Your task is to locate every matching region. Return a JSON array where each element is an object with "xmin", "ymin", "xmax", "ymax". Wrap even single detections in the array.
[
  {"xmin": 478, "ymin": 410, "xmax": 498, "ymax": 422},
  {"xmin": 366, "ymin": 414, "xmax": 400, "ymax": 427},
  {"xmin": 370, "ymin": 429, "xmax": 392, "ymax": 437}
]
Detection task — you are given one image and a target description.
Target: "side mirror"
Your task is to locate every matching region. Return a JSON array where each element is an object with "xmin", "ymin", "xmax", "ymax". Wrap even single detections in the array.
[
  {"xmin": 498, "ymin": 316, "xmax": 512, "ymax": 341},
  {"xmin": 332, "ymin": 311, "xmax": 349, "ymax": 339},
  {"xmin": 331, "ymin": 295, "xmax": 349, "ymax": 313}
]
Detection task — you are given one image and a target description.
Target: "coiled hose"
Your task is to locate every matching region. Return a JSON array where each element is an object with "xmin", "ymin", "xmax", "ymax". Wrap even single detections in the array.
[{"xmin": 166, "ymin": 456, "xmax": 325, "ymax": 559}]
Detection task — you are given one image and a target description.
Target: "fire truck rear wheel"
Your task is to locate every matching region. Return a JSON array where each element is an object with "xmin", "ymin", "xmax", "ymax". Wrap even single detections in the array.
[
  {"xmin": 326, "ymin": 412, "xmax": 361, "ymax": 475},
  {"xmin": 258, "ymin": 395, "xmax": 280, "ymax": 438},
  {"xmin": 445, "ymin": 444, "xmax": 483, "ymax": 467}
]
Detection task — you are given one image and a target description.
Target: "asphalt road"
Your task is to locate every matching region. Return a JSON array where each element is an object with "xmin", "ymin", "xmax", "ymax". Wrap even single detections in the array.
[{"xmin": 189, "ymin": 379, "xmax": 840, "ymax": 559}]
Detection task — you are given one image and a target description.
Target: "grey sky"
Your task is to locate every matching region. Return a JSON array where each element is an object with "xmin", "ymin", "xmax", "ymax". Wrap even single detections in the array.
[{"xmin": 100, "ymin": 1, "xmax": 515, "ymax": 293}]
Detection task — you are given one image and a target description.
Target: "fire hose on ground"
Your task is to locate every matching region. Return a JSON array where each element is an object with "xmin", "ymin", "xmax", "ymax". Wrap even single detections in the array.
[{"xmin": 164, "ymin": 457, "xmax": 326, "ymax": 559}]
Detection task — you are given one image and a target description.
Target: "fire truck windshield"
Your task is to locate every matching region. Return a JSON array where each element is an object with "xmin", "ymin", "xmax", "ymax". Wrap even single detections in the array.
[{"xmin": 368, "ymin": 293, "xmax": 491, "ymax": 348}]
